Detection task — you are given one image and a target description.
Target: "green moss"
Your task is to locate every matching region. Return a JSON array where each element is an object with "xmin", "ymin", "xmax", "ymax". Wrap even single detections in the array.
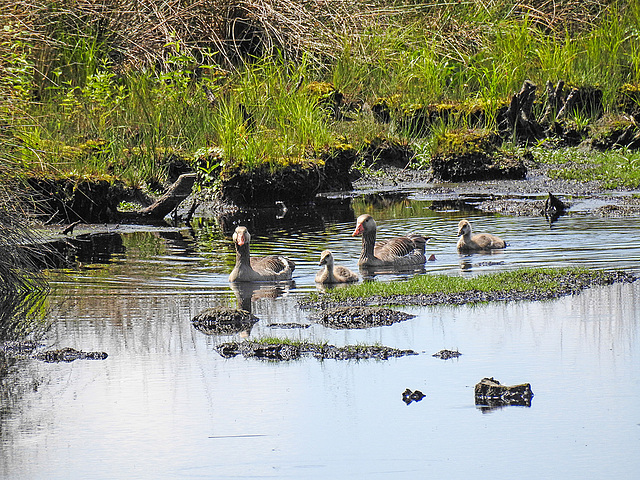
[
  {"xmin": 304, "ymin": 81, "xmax": 335, "ymax": 97},
  {"xmin": 433, "ymin": 128, "xmax": 498, "ymax": 157}
]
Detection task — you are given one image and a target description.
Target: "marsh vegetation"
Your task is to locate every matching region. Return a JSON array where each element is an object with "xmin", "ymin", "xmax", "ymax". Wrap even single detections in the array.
[{"xmin": 2, "ymin": 0, "xmax": 640, "ymax": 202}]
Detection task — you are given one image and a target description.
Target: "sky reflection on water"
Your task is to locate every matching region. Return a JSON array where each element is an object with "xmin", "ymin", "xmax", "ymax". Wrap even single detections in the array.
[{"xmin": 1, "ymin": 204, "xmax": 640, "ymax": 479}]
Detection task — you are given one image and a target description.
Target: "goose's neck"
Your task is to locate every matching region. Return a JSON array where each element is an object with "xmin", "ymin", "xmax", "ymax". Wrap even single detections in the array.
[
  {"xmin": 235, "ymin": 243, "xmax": 252, "ymax": 268},
  {"xmin": 323, "ymin": 264, "xmax": 336, "ymax": 283},
  {"xmin": 360, "ymin": 229, "xmax": 377, "ymax": 263}
]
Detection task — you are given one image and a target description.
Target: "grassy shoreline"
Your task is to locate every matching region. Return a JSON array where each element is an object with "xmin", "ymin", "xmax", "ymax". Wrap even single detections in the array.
[
  {"xmin": 303, "ymin": 267, "xmax": 638, "ymax": 307},
  {"xmin": 2, "ymin": 0, "xmax": 640, "ymax": 199}
]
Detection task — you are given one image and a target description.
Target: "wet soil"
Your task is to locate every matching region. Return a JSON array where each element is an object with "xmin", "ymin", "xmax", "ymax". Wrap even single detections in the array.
[
  {"xmin": 216, "ymin": 341, "xmax": 417, "ymax": 361},
  {"xmin": 350, "ymin": 156, "xmax": 640, "ymax": 218},
  {"xmin": 313, "ymin": 306, "xmax": 416, "ymax": 329}
]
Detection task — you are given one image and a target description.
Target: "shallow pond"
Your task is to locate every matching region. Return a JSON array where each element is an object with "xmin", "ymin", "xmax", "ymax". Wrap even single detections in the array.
[{"xmin": 2, "ymin": 195, "xmax": 640, "ymax": 479}]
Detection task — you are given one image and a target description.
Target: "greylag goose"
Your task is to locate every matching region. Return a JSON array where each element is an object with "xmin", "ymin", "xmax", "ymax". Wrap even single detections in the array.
[
  {"xmin": 456, "ymin": 219, "xmax": 506, "ymax": 252},
  {"xmin": 228, "ymin": 226, "xmax": 295, "ymax": 282},
  {"xmin": 315, "ymin": 250, "xmax": 359, "ymax": 284},
  {"xmin": 352, "ymin": 214, "xmax": 429, "ymax": 267}
]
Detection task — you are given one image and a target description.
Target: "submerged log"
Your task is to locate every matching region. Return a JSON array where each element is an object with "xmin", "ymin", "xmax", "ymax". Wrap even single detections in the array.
[{"xmin": 474, "ymin": 377, "xmax": 533, "ymax": 407}]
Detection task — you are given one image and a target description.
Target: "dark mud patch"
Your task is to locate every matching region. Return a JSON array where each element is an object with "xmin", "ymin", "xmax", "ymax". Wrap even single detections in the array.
[
  {"xmin": 476, "ymin": 198, "xmax": 553, "ymax": 216},
  {"xmin": 302, "ymin": 270, "xmax": 637, "ymax": 309},
  {"xmin": 454, "ymin": 192, "xmax": 569, "ymax": 221},
  {"xmin": 219, "ymin": 148, "xmax": 356, "ymax": 207},
  {"xmin": 34, "ymin": 347, "xmax": 108, "ymax": 363},
  {"xmin": 265, "ymin": 323, "xmax": 311, "ymax": 329},
  {"xmin": 27, "ymin": 177, "xmax": 130, "ymax": 224},
  {"xmin": 595, "ymin": 196, "xmax": 640, "ymax": 217},
  {"xmin": 191, "ymin": 307, "xmax": 259, "ymax": 336},
  {"xmin": 313, "ymin": 306, "xmax": 416, "ymax": 329},
  {"xmin": 431, "ymin": 146, "xmax": 528, "ymax": 182},
  {"xmin": 216, "ymin": 341, "xmax": 417, "ymax": 361},
  {"xmin": 432, "ymin": 349, "xmax": 462, "ymax": 360}
]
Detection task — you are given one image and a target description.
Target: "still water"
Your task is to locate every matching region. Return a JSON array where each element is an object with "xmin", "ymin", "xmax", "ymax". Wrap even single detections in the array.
[{"xmin": 2, "ymin": 196, "xmax": 640, "ymax": 479}]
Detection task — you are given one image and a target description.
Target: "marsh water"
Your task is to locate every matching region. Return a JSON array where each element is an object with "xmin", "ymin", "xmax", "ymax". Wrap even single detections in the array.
[{"xmin": 2, "ymin": 193, "xmax": 640, "ymax": 479}]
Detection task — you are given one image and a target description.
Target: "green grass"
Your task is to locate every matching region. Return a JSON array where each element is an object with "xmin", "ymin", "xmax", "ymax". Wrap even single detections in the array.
[
  {"xmin": 307, "ymin": 267, "xmax": 623, "ymax": 303},
  {"xmin": 2, "ymin": 1, "xmax": 640, "ymax": 191},
  {"xmin": 534, "ymin": 146, "xmax": 640, "ymax": 189}
]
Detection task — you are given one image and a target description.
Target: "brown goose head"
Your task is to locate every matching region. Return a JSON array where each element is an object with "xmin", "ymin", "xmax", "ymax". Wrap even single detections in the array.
[
  {"xmin": 318, "ymin": 250, "xmax": 334, "ymax": 266},
  {"xmin": 233, "ymin": 226, "xmax": 251, "ymax": 247},
  {"xmin": 457, "ymin": 220, "xmax": 472, "ymax": 237},
  {"xmin": 352, "ymin": 214, "xmax": 376, "ymax": 237}
]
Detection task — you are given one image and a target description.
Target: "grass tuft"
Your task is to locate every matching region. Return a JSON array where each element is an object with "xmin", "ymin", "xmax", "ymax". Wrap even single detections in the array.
[{"xmin": 307, "ymin": 267, "xmax": 631, "ymax": 304}]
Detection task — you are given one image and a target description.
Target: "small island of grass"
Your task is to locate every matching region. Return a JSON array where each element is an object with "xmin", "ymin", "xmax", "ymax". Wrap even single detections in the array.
[{"xmin": 303, "ymin": 267, "xmax": 637, "ymax": 308}]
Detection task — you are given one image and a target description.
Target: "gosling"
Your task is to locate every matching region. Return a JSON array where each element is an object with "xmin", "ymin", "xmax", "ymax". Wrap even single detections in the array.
[
  {"xmin": 315, "ymin": 250, "xmax": 359, "ymax": 284},
  {"xmin": 456, "ymin": 219, "xmax": 506, "ymax": 252}
]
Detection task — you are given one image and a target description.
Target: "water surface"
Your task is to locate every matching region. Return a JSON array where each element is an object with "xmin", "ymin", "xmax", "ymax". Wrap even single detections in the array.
[{"xmin": 2, "ymin": 198, "xmax": 640, "ymax": 479}]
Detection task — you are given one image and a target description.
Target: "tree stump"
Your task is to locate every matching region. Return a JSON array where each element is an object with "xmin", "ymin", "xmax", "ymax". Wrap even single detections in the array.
[{"xmin": 500, "ymin": 80, "xmax": 544, "ymax": 142}]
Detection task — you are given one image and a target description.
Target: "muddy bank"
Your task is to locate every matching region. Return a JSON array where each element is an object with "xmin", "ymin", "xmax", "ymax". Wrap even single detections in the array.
[
  {"xmin": 349, "ymin": 158, "xmax": 640, "ymax": 219},
  {"xmin": 25, "ymin": 138, "xmax": 640, "ymax": 230},
  {"xmin": 302, "ymin": 270, "xmax": 637, "ymax": 309},
  {"xmin": 18, "ymin": 81, "xmax": 640, "ymax": 227}
]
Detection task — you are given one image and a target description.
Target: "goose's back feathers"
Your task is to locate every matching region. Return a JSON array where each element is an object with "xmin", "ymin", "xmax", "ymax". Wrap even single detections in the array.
[
  {"xmin": 353, "ymin": 214, "xmax": 429, "ymax": 267},
  {"xmin": 375, "ymin": 233, "xmax": 427, "ymax": 260},
  {"xmin": 251, "ymin": 256, "xmax": 295, "ymax": 274}
]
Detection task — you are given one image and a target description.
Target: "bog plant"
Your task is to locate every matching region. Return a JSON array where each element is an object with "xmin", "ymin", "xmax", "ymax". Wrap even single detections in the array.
[{"xmin": 1, "ymin": 0, "xmax": 640, "ymax": 190}]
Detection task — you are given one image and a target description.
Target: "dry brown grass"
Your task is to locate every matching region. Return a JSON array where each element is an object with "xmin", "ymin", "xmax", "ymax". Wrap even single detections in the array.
[
  {"xmin": 1, "ymin": 0, "xmax": 612, "ymax": 75},
  {"xmin": 2, "ymin": 0, "xmax": 395, "ymax": 72}
]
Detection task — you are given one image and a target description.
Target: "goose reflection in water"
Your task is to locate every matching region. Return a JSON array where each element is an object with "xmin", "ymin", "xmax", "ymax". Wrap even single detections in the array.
[
  {"xmin": 459, "ymin": 251, "xmax": 506, "ymax": 272},
  {"xmin": 230, "ymin": 281, "xmax": 292, "ymax": 313}
]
